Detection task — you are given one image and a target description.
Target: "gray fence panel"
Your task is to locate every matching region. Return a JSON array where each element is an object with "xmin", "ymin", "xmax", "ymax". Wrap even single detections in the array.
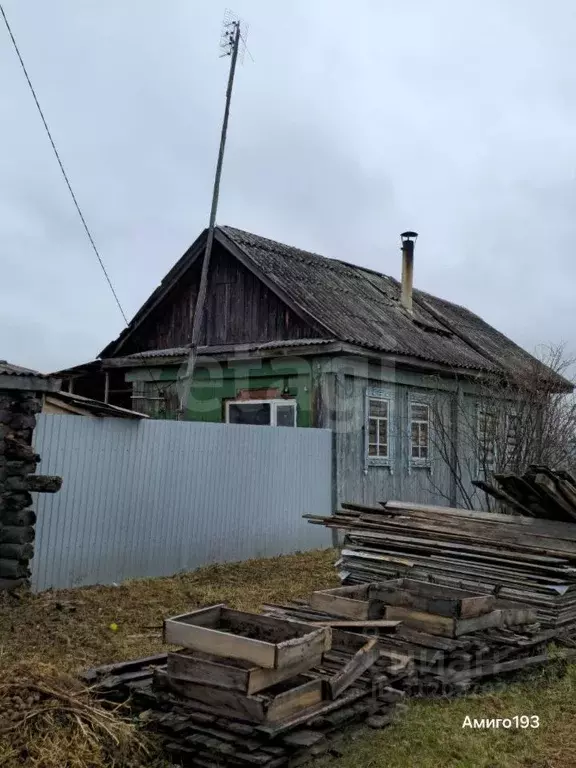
[{"xmin": 31, "ymin": 415, "xmax": 331, "ymax": 591}]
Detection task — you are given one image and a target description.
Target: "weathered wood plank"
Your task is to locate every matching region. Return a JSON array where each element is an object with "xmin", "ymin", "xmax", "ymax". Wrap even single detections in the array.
[
  {"xmin": 369, "ymin": 579, "xmax": 495, "ymax": 619},
  {"xmin": 327, "ymin": 638, "xmax": 379, "ymax": 700},
  {"xmin": 164, "ymin": 605, "xmax": 330, "ymax": 670},
  {"xmin": 275, "ymin": 628, "xmax": 331, "ymax": 669},
  {"xmin": 167, "ymin": 649, "xmax": 324, "ymax": 695},
  {"xmin": 309, "ymin": 585, "xmax": 373, "ymax": 620},
  {"xmin": 158, "ymin": 669, "xmax": 323, "ymax": 723},
  {"xmin": 385, "ymin": 607, "xmax": 504, "ymax": 638},
  {"xmin": 309, "ymin": 620, "xmax": 400, "ymax": 630}
]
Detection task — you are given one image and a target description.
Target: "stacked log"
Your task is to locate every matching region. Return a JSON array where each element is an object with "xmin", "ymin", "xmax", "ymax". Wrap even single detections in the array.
[
  {"xmin": 306, "ymin": 500, "xmax": 576, "ymax": 633},
  {"xmin": 0, "ymin": 390, "xmax": 61, "ymax": 590}
]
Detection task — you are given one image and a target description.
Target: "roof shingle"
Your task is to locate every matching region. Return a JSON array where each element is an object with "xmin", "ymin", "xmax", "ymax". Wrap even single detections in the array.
[
  {"xmin": 219, "ymin": 226, "xmax": 540, "ymax": 377},
  {"xmin": 0, "ymin": 360, "xmax": 49, "ymax": 377}
]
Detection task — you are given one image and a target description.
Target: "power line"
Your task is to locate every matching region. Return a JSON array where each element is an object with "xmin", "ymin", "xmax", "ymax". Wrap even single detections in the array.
[
  {"xmin": 0, "ymin": 3, "xmax": 169, "ymax": 407},
  {"xmin": 0, "ymin": 3, "xmax": 129, "ymax": 325}
]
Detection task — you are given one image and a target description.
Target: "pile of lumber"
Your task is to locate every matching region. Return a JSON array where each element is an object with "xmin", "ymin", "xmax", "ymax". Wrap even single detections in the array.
[
  {"xmin": 264, "ymin": 579, "xmax": 559, "ymax": 696},
  {"xmin": 476, "ymin": 465, "xmax": 576, "ymax": 522},
  {"xmin": 83, "ymin": 603, "xmax": 410, "ymax": 767},
  {"xmin": 306, "ymin": 500, "xmax": 576, "ymax": 633}
]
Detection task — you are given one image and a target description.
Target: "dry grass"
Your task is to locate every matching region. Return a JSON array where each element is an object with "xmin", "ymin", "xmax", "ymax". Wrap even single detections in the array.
[
  {"xmin": 0, "ymin": 549, "xmax": 338, "ymax": 675},
  {"xmin": 0, "ymin": 661, "xmax": 152, "ymax": 768},
  {"xmin": 0, "ymin": 549, "xmax": 337, "ymax": 768},
  {"xmin": 2, "ymin": 549, "xmax": 576, "ymax": 767}
]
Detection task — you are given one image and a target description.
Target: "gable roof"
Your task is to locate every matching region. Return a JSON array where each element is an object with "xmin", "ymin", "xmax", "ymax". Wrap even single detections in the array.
[{"xmin": 100, "ymin": 226, "xmax": 567, "ymax": 386}]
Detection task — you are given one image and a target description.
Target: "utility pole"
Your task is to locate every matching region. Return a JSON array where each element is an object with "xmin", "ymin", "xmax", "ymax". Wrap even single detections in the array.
[{"xmin": 177, "ymin": 14, "xmax": 243, "ymax": 418}]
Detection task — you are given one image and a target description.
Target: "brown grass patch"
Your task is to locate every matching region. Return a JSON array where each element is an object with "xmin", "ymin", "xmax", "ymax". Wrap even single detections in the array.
[
  {"xmin": 0, "ymin": 660, "xmax": 153, "ymax": 768},
  {"xmin": 0, "ymin": 549, "xmax": 338, "ymax": 675},
  {"xmin": 3, "ymin": 549, "xmax": 576, "ymax": 767},
  {"xmin": 0, "ymin": 549, "xmax": 337, "ymax": 767}
]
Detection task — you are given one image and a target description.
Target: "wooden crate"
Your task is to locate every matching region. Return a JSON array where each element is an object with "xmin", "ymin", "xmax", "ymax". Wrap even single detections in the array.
[
  {"xmin": 384, "ymin": 605, "xmax": 504, "ymax": 637},
  {"xmin": 167, "ymin": 649, "xmax": 324, "ymax": 695},
  {"xmin": 156, "ymin": 668, "xmax": 324, "ymax": 723},
  {"xmin": 369, "ymin": 578, "xmax": 496, "ymax": 619},
  {"xmin": 310, "ymin": 584, "xmax": 379, "ymax": 620},
  {"xmin": 164, "ymin": 604, "xmax": 331, "ymax": 669}
]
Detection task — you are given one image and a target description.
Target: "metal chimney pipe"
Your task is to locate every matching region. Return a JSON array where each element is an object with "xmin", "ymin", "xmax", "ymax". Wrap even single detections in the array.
[{"xmin": 400, "ymin": 231, "xmax": 418, "ymax": 312}]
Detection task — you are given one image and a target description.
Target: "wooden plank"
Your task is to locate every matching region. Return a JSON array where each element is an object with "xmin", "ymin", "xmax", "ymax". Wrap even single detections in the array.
[
  {"xmin": 158, "ymin": 669, "xmax": 323, "ymax": 723},
  {"xmin": 381, "ymin": 501, "xmax": 576, "ymax": 542},
  {"xmin": 444, "ymin": 653, "xmax": 554, "ymax": 683},
  {"xmin": 156, "ymin": 670, "xmax": 265, "ymax": 722},
  {"xmin": 266, "ymin": 678, "xmax": 323, "ymax": 722},
  {"xmin": 370, "ymin": 580, "xmax": 494, "ymax": 619},
  {"xmin": 275, "ymin": 628, "xmax": 332, "ymax": 669},
  {"xmin": 308, "ymin": 620, "xmax": 400, "ymax": 630},
  {"xmin": 81, "ymin": 653, "xmax": 167, "ymax": 683},
  {"xmin": 384, "ymin": 607, "xmax": 505, "ymax": 637},
  {"xmin": 167, "ymin": 649, "xmax": 324, "ymax": 695},
  {"xmin": 494, "ymin": 602, "xmax": 538, "ymax": 627},
  {"xmin": 310, "ymin": 585, "xmax": 372, "ymax": 620},
  {"xmin": 164, "ymin": 605, "xmax": 330, "ymax": 670},
  {"xmin": 327, "ymin": 638, "xmax": 379, "ymax": 699},
  {"xmin": 472, "ymin": 479, "xmax": 536, "ymax": 516},
  {"xmin": 164, "ymin": 619, "xmax": 277, "ymax": 668},
  {"xmin": 255, "ymin": 688, "xmax": 370, "ymax": 737}
]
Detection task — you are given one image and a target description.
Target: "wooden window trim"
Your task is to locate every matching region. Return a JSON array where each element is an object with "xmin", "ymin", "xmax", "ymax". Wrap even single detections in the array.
[
  {"xmin": 365, "ymin": 387, "xmax": 395, "ymax": 470},
  {"xmin": 409, "ymin": 400, "xmax": 432, "ymax": 470},
  {"xmin": 477, "ymin": 406, "xmax": 497, "ymax": 475}
]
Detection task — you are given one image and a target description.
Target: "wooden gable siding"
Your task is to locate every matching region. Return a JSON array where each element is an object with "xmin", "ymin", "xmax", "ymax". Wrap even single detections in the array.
[{"xmin": 119, "ymin": 244, "xmax": 320, "ymax": 355}]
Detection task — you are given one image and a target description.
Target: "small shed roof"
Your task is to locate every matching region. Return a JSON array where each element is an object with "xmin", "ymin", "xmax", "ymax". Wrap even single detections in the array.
[{"xmin": 0, "ymin": 360, "xmax": 60, "ymax": 392}]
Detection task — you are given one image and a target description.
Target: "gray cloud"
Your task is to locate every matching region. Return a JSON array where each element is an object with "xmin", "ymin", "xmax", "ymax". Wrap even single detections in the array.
[{"xmin": 1, "ymin": 0, "xmax": 575, "ymax": 372}]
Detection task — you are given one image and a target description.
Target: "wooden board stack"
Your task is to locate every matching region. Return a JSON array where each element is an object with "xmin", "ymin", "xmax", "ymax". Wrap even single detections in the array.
[
  {"xmin": 306, "ymin": 500, "xmax": 576, "ymax": 633},
  {"xmin": 475, "ymin": 465, "xmax": 576, "ymax": 523},
  {"xmin": 263, "ymin": 579, "xmax": 563, "ymax": 696},
  {"xmin": 83, "ymin": 604, "xmax": 412, "ymax": 767}
]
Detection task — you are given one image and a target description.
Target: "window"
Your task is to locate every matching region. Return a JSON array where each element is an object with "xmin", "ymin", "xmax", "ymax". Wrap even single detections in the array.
[
  {"xmin": 410, "ymin": 402, "xmax": 430, "ymax": 463},
  {"xmin": 505, "ymin": 411, "xmax": 519, "ymax": 467},
  {"xmin": 365, "ymin": 387, "xmax": 394, "ymax": 467},
  {"xmin": 368, "ymin": 397, "xmax": 389, "ymax": 457},
  {"xmin": 478, "ymin": 408, "xmax": 497, "ymax": 471},
  {"xmin": 226, "ymin": 399, "xmax": 297, "ymax": 427}
]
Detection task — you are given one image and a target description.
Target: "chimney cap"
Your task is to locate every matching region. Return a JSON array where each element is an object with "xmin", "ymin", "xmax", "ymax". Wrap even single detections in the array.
[{"xmin": 401, "ymin": 231, "xmax": 418, "ymax": 241}]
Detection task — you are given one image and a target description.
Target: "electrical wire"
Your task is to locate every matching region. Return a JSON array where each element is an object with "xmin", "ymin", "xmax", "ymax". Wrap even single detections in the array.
[{"xmin": 0, "ymin": 3, "xmax": 170, "ymax": 407}]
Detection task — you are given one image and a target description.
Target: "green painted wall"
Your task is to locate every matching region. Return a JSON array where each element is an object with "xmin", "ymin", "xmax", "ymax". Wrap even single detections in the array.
[{"xmin": 126, "ymin": 358, "xmax": 314, "ymax": 426}]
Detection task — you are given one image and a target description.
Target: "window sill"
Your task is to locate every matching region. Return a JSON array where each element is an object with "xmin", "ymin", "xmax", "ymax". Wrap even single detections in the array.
[
  {"xmin": 409, "ymin": 460, "xmax": 432, "ymax": 474},
  {"xmin": 367, "ymin": 458, "xmax": 393, "ymax": 469}
]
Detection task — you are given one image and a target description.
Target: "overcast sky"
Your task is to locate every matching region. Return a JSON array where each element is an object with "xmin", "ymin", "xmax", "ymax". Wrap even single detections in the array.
[{"xmin": 1, "ymin": 1, "xmax": 575, "ymax": 372}]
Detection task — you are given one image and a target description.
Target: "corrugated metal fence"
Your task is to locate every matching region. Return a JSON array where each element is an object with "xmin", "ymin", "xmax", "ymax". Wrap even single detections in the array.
[{"xmin": 31, "ymin": 415, "xmax": 332, "ymax": 591}]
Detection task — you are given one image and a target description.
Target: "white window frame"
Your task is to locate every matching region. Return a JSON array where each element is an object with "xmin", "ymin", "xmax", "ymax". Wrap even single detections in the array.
[
  {"xmin": 225, "ymin": 398, "xmax": 297, "ymax": 427},
  {"xmin": 409, "ymin": 398, "xmax": 432, "ymax": 471},
  {"xmin": 365, "ymin": 386, "xmax": 395, "ymax": 470}
]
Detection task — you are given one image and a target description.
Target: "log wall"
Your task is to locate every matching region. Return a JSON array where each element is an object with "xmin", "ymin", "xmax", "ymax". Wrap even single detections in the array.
[{"xmin": 0, "ymin": 389, "xmax": 46, "ymax": 590}]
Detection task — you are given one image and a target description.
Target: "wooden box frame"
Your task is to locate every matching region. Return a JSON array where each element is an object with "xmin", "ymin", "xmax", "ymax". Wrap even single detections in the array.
[
  {"xmin": 369, "ymin": 578, "xmax": 496, "ymax": 619},
  {"xmin": 309, "ymin": 584, "xmax": 379, "ymax": 620},
  {"xmin": 164, "ymin": 604, "xmax": 331, "ymax": 670},
  {"xmin": 156, "ymin": 668, "xmax": 323, "ymax": 723},
  {"xmin": 167, "ymin": 648, "xmax": 323, "ymax": 695}
]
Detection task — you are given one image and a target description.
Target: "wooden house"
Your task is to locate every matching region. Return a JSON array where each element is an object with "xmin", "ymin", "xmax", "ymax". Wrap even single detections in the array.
[{"xmin": 55, "ymin": 226, "xmax": 568, "ymax": 507}]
